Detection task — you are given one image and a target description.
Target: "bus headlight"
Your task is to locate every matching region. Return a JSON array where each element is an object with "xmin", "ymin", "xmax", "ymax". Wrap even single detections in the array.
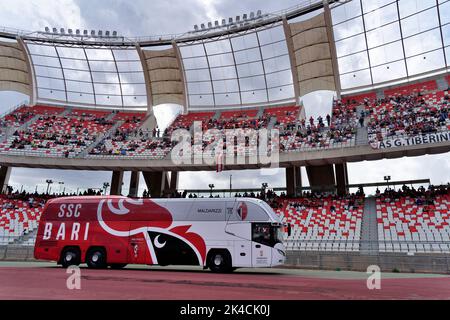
[{"xmin": 277, "ymin": 249, "xmax": 286, "ymax": 257}]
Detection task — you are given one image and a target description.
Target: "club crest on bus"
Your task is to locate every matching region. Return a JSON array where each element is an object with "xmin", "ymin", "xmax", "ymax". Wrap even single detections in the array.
[{"xmin": 237, "ymin": 202, "xmax": 248, "ymax": 220}]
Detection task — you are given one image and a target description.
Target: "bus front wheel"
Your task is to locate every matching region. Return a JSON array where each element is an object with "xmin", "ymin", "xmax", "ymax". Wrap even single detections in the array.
[
  {"xmin": 86, "ymin": 248, "xmax": 107, "ymax": 269},
  {"xmin": 208, "ymin": 250, "xmax": 232, "ymax": 273},
  {"xmin": 60, "ymin": 247, "xmax": 81, "ymax": 268}
]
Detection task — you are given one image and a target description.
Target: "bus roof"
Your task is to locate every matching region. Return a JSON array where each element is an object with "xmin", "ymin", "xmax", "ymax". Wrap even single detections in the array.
[{"xmin": 45, "ymin": 196, "xmax": 281, "ymax": 223}]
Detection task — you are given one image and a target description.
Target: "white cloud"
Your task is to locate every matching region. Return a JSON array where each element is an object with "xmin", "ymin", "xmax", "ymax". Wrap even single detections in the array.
[{"xmin": 0, "ymin": 0, "xmax": 86, "ymax": 33}]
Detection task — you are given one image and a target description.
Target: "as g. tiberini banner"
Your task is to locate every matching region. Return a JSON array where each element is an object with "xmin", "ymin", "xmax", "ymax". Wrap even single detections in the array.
[{"xmin": 370, "ymin": 131, "xmax": 450, "ymax": 149}]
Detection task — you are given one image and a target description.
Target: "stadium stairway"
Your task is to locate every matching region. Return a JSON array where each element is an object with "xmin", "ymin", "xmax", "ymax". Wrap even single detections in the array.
[
  {"xmin": 213, "ymin": 111, "xmax": 221, "ymax": 120},
  {"xmin": 76, "ymin": 120, "xmax": 124, "ymax": 158},
  {"xmin": 267, "ymin": 116, "xmax": 277, "ymax": 130},
  {"xmin": 355, "ymin": 126, "xmax": 368, "ymax": 146},
  {"xmin": 437, "ymin": 77, "xmax": 448, "ymax": 91},
  {"xmin": 376, "ymin": 89, "xmax": 384, "ymax": 100},
  {"xmin": 257, "ymin": 106, "xmax": 265, "ymax": 119},
  {"xmin": 360, "ymin": 197, "xmax": 379, "ymax": 254},
  {"xmin": 57, "ymin": 107, "xmax": 73, "ymax": 118},
  {"xmin": 1, "ymin": 106, "xmax": 69, "ymax": 143},
  {"xmin": 11, "ymin": 229, "xmax": 37, "ymax": 247},
  {"xmin": 104, "ymin": 111, "xmax": 118, "ymax": 121}
]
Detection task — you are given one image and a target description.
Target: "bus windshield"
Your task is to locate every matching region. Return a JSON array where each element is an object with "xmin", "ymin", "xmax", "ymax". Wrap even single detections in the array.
[{"xmin": 252, "ymin": 223, "xmax": 283, "ymax": 247}]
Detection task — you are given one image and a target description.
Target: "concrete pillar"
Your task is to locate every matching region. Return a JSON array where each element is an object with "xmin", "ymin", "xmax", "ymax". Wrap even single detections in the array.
[
  {"xmin": 169, "ymin": 171, "xmax": 179, "ymax": 191},
  {"xmin": 335, "ymin": 163, "xmax": 349, "ymax": 196},
  {"xmin": 142, "ymin": 171, "xmax": 167, "ymax": 198},
  {"xmin": 129, "ymin": 171, "xmax": 140, "ymax": 197},
  {"xmin": 0, "ymin": 166, "xmax": 12, "ymax": 193},
  {"xmin": 110, "ymin": 171, "xmax": 124, "ymax": 196},
  {"xmin": 286, "ymin": 166, "xmax": 302, "ymax": 197},
  {"xmin": 306, "ymin": 165, "xmax": 336, "ymax": 193}
]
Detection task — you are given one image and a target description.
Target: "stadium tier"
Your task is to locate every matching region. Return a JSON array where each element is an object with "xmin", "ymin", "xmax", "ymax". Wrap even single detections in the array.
[
  {"xmin": 0, "ymin": 78, "xmax": 449, "ymax": 159},
  {"xmin": 377, "ymin": 192, "xmax": 450, "ymax": 254},
  {"xmin": 277, "ymin": 195, "xmax": 364, "ymax": 252},
  {"xmin": 3, "ymin": 186, "xmax": 449, "ymax": 254},
  {"xmin": 0, "ymin": 195, "xmax": 44, "ymax": 246}
]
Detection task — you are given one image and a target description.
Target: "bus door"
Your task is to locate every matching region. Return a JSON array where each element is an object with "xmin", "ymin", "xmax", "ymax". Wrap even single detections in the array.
[
  {"xmin": 251, "ymin": 223, "xmax": 272, "ymax": 267},
  {"xmin": 224, "ymin": 201, "xmax": 252, "ymax": 267},
  {"xmin": 127, "ymin": 222, "xmax": 149, "ymax": 265}
]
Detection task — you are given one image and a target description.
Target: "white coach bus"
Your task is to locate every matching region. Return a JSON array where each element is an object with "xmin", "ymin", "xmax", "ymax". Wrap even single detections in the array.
[{"xmin": 35, "ymin": 196, "xmax": 288, "ymax": 272}]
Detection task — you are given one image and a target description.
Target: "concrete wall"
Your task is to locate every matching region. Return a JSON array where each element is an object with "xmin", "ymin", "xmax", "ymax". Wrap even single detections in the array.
[
  {"xmin": 0, "ymin": 245, "xmax": 35, "ymax": 261},
  {"xmin": 2, "ymin": 245, "xmax": 450, "ymax": 274},
  {"xmin": 286, "ymin": 251, "xmax": 450, "ymax": 274}
]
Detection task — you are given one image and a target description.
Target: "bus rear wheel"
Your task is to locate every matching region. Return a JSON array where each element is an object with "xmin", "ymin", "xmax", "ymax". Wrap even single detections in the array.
[
  {"xmin": 208, "ymin": 251, "xmax": 232, "ymax": 273},
  {"xmin": 60, "ymin": 247, "xmax": 81, "ymax": 268},
  {"xmin": 86, "ymin": 248, "xmax": 107, "ymax": 269}
]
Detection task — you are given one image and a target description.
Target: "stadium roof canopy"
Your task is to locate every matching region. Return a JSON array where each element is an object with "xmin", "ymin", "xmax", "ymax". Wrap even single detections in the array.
[
  {"xmin": 0, "ymin": 0, "xmax": 449, "ymax": 111},
  {"xmin": 331, "ymin": 0, "xmax": 450, "ymax": 94},
  {"xmin": 26, "ymin": 43, "xmax": 147, "ymax": 110}
]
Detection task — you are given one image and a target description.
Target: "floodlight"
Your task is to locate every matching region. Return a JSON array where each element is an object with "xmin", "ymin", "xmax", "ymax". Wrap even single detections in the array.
[
  {"xmin": 45, "ymin": 27, "xmax": 50, "ymax": 32},
  {"xmin": 214, "ymin": 20, "xmax": 219, "ymax": 27},
  {"xmin": 222, "ymin": 19, "xmax": 226, "ymax": 25},
  {"xmin": 83, "ymin": 30, "xmax": 88, "ymax": 35},
  {"xmin": 91, "ymin": 30, "xmax": 96, "ymax": 36},
  {"xmin": 76, "ymin": 29, "xmax": 80, "ymax": 35},
  {"xmin": 229, "ymin": 17, "xmax": 233, "ymax": 23},
  {"xmin": 98, "ymin": 30, "xmax": 103, "ymax": 36},
  {"xmin": 112, "ymin": 31, "xmax": 117, "ymax": 36},
  {"xmin": 257, "ymin": 10, "xmax": 262, "ymax": 17},
  {"xmin": 201, "ymin": 23, "xmax": 206, "ymax": 29},
  {"xmin": 60, "ymin": 28, "xmax": 65, "ymax": 34},
  {"xmin": 236, "ymin": 15, "xmax": 240, "ymax": 22},
  {"xmin": 52, "ymin": 28, "xmax": 57, "ymax": 33},
  {"xmin": 105, "ymin": 30, "xmax": 110, "ymax": 37},
  {"xmin": 250, "ymin": 12, "xmax": 255, "ymax": 19},
  {"xmin": 207, "ymin": 22, "xmax": 212, "ymax": 28},
  {"xmin": 243, "ymin": 14, "xmax": 247, "ymax": 20},
  {"xmin": 68, "ymin": 29, "xmax": 73, "ymax": 34},
  {"xmin": 194, "ymin": 25, "xmax": 199, "ymax": 31}
]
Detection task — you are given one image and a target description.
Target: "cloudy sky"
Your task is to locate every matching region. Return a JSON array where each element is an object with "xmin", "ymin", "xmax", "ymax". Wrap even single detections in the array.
[{"xmin": 0, "ymin": 0, "xmax": 449, "ymax": 196}]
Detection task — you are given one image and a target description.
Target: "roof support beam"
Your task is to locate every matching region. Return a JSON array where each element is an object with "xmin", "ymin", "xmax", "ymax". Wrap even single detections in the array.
[
  {"xmin": 135, "ymin": 43, "xmax": 154, "ymax": 114},
  {"xmin": 172, "ymin": 41, "xmax": 189, "ymax": 113},
  {"xmin": 323, "ymin": 0, "xmax": 342, "ymax": 97},
  {"xmin": 16, "ymin": 37, "xmax": 35, "ymax": 104},
  {"xmin": 282, "ymin": 17, "xmax": 301, "ymax": 105},
  {"xmin": 110, "ymin": 49, "xmax": 124, "ymax": 108},
  {"xmin": 82, "ymin": 46, "xmax": 97, "ymax": 106},
  {"xmin": 255, "ymin": 32, "xmax": 270, "ymax": 104},
  {"xmin": 53, "ymin": 46, "xmax": 69, "ymax": 103}
]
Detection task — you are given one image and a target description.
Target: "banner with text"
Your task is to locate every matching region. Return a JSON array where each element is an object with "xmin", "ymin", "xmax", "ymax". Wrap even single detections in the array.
[{"xmin": 370, "ymin": 131, "xmax": 450, "ymax": 149}]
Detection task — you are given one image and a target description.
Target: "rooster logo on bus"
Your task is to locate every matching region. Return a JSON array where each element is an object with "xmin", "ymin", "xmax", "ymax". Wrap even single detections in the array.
[
  {"xmin": 237, "ymin": 202, "xmax": 248, "ymax": 221},
  {"xmin": 97, "ymin": 198, "xmax": 206, "ymax": 266}
]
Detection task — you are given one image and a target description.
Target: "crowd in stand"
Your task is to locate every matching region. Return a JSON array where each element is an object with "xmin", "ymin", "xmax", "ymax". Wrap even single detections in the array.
[
  {"xmin": 5, "ymin": 112, "xmax": 114, "ymax": 156},
  {"xmin": 278, "ymin": 106, "xmax": 358, "ymax": 151},
  {"xmin": 358, "ymin": 92, "xmax": 450, "ymax": 144},
  {"xmin": 0, "ymin": 108, "xmax": 35, "ymax": 128},
  {"xmin": 1, "ymin": 183, "xmax": 449, "ymax": 214},
  {"xmin": 375, "ymin": 184, "xmax": 450, "ymax": 206},
  {"xmin": 203, "ymin": 115, "xmax": 269, "ymax": 131},
  {"xmin": 1, "ymin": 82, "xmax": 449, "ymax": 159}
]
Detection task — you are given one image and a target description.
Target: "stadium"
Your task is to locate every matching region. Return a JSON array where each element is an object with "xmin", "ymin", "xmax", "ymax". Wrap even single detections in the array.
[{"xmin": 0, "ymin": 0, "xmax": 450, "ymax": 301}]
